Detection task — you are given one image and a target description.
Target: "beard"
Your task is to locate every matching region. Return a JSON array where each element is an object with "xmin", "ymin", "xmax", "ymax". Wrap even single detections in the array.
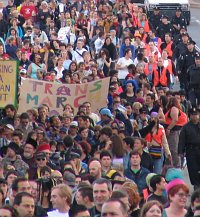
[{"xmin": 23, "ymin": 152, "xmax": 33, "ymax": 159}]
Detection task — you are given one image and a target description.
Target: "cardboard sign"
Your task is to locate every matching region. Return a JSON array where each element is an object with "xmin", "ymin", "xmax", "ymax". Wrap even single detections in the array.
[
  {"xmin": 18, "ymin": 77, "xmax": 110, "ymax": 115},
  {"xmin": 0, "ymin": 61, "xmax": 18, "ymax": 108}
]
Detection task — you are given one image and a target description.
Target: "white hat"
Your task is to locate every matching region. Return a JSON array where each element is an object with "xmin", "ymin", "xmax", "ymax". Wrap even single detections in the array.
[
  {"xmin": 5, "ymin": 124, "xmax": 15, "ymax": 131},
  {"xmin": 70, "ymin": 121, "xmax": 78, "ymax": 127},
  {"xmin": 20, "ymin": 68, "xmax": 27, "ymax": 74}
]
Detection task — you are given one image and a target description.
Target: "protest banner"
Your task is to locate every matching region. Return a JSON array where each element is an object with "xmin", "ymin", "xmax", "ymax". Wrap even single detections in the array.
[
  {"xmin": 18, "ymin": 77, "xmax": 110, "ymax": 115},
  {"xmin": 0, "ymin": 61, "xmax": 18, "ymax": 108}
]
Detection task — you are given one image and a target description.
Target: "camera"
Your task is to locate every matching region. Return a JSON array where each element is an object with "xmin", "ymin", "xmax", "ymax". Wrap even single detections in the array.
[
  {"xmin": 37, "ymin": 177, "xmax": 59, "ymax": 192},
  {"xmin": 60, "ymin": 147, "xmax": 80, "ymax": 162}
]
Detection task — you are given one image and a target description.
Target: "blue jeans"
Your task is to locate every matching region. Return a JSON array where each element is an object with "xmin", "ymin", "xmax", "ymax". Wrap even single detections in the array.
[{"xmin": 152, "ymin": 151, "xmax": 164, "ymax": 174}]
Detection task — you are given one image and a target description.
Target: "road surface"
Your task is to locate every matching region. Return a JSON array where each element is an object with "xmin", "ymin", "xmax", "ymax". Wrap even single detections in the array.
[{"xmin": 189, "ymin": 8, "xmax": 200, "ymax": 48}]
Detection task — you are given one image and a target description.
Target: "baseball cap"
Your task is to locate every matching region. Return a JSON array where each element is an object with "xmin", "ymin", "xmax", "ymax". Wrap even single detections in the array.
[
  {"xmin": 63, "ymin": 172, "xmax": 76, "ymax": 188},
  {"xmin": 36, "ymin": 152, "xmax": 46, "ymax": 159},
  {"xmin": 20, "ymin": 69, "xmax": 27, "ymax": 74},
  {"xmin": 99, "ymin": 108, "xmax": 113, "ymax": 118},
  {"xmin": 70, "ymin": 121, "xmax": 78, "ymax": 127},
  {"xmin": 59, "ymin": 127, "xmax": 68, "ymax": 133}
]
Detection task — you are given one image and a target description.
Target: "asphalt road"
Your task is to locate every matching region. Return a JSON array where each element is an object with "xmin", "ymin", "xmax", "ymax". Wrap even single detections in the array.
[{"xmin": 188, "ymin": 8, "xmax": 200, "ymax": 48}]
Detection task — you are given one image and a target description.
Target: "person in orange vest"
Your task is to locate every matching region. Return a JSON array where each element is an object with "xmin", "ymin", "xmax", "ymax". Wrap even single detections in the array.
[
  {"xmin": 152, "ymin": 57, "xmax": 171, "ymax": 88},
  {"xmin": 138, "ymin": 13, "xmax": 150, "ymax": 33},
  {"xmin": 145, "ymin": 112, "xmax": 172, "ymax": 174},
  {"xmin": 146, "ymin": 42, "xmax": 161, "ymax": 61},
  {"xmin": 162, "ymin": 50, "xmax": 176, "ymax": 75},
  {"xmin": 131, "ymin": 5, "xmax": 139, "ymax": 28},
  {"xmin": 144, "ymin": 53, "xmax": 157, "ymax": 82},
  {"xmin": 165, "ymin": 97, "xmax": 188, "ymax": 167},
  {"xmin": 162, "ymin": 49, "xmax": 177, "ymax": 89},
  {"xmin": 159, "ymin": 33, "xmax": 175, "ymax": 60}
]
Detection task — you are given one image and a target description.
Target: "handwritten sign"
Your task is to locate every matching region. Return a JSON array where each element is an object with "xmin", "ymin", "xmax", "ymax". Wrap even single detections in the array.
[
  {"xmin": 0, "ymin": 61, "xmax": 18, "ymax": 108},
  {"xmin": 58, "ymin": 27, "xmax": 70, "ymax": 41},
  {"xmin": 18, "ymin": 78, "xmax": 110, "ymax": 115}
]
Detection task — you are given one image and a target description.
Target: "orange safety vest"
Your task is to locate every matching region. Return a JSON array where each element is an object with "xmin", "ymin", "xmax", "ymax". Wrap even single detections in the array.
[
  {"xmin": 138, "ymin": 20, "xmax": 150, "ymax": 33},
  {"xmin": 153, "ymin": 67, "xmax": 168, "ymax": 87},
  {"xmin": 145, "ymin": 128, "xmax": 164, "ymax": 146},
  {"xmin": 146, "ymin": 46, "xmax": 159, "ymax": 61},
  {"xmin": 165, "ymin": 41, "xmax": 173, "ymax": 58},
  {"xmin": 132, "ymin": 14, "xmax": 138, "ymax": 27},
  {"xmin": 157, "ymin": 38, "xmax": 162, "ymax": 48},
  {"xmin": 165, "ymin": 109, "xmax": 188, "ymax": 126},
  {"xmin": 142, "ymin": 34, "xmax": 147, "ymax": 43},
  {"xmin": 144, "ymin": 62, "xmax": 157, "ymax": 76}
]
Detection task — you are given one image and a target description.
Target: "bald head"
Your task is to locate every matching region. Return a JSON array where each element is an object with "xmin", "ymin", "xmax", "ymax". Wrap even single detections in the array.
[
  {"xmin": 102, "ymin": 199, "xmax": 128, "ymax": 217},
  {"xmin": 89, "ymin": 160, "xmax": 102, "ymax": 179},
  {"xmin": 51, "ymin": 170, "xmax": 63, "ymax": 178}
]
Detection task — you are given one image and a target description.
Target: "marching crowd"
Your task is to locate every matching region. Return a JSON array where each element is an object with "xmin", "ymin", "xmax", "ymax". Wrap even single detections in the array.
[{"xmin": 1, "ymin": 0, "xmax": 200, "ymax": 216}]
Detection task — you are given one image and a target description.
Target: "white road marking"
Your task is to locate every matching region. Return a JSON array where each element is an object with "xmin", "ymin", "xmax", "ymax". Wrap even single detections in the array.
[{"xmin": 191, "ymin": 16, "xmax": 200, "ymax": 24}]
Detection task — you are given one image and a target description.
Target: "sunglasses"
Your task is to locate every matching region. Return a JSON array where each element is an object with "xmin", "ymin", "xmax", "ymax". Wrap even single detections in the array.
[
  {"xmin": 37, "ymin": 132, "xmax": 44, "ymax": 134},
  {"xmin": 37, "ymin": 158, "xmax": 46, "ymax": 161}
]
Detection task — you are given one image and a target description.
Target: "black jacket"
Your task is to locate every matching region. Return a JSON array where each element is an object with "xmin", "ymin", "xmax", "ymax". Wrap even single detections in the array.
[
  {"xmin": 177, "ymin": 49, "xmax": 197, "ymax": 73},
  {"xmin": 156, "ymin": 23, "xmax": 174, "ymax": 41},
  {"xmin": 178, "ymin": 121, "xmax": 200, "ymax": 154}
]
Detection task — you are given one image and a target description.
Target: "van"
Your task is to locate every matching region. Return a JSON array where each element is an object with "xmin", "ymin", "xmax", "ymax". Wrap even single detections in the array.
[{"xmin": 145, "ymin": 0, "xmax": 191, "ymax": 25}]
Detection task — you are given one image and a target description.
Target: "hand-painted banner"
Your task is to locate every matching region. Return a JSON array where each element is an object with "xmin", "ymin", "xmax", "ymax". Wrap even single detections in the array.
[
  {"xmin": 18, "ymin": 78, "xmax": 110, "ymax": 115},
  {"xmin": 0, "ymin": 61, "xmax": 18, "ymax": 108}
]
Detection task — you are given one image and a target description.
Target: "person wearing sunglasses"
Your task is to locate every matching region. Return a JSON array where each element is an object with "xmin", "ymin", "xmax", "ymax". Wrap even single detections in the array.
[{"xmin": 30, "ymin": 152, "xmax": 48, "ymax": 180}]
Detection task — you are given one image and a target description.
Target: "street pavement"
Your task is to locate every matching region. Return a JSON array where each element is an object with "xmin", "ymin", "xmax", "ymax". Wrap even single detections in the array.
[{"xmin": 188, "ymin": 8, "xmax": 200, "ymax": 48}]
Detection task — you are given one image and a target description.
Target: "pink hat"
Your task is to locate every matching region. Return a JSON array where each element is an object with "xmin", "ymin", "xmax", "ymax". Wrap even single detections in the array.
[
  {"xmin": 166, "ymin": 178, "xmax": 186, "ymax": 193},
  {"xmin": 37, "ymin": 144, "xmax": 50, "ymax": 152}
]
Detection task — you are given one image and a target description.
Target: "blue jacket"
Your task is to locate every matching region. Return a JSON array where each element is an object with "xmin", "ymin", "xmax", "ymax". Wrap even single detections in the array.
[
  {"xmin": 119, "ymin": 44, "xmax": 135, "ymax": 60},
  {"xmin": 124, "ymin": 166, "xmax": 150, "ymax": 194},
  {"xmin": 5, "ymin": 44, "xmax": 17, "ymax": 59}
]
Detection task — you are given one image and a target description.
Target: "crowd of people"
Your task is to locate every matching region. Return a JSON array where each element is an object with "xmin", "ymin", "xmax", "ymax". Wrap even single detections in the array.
[{"xmin": 1, "ymin": 0, "xmax": 200, "ymax": 216}]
